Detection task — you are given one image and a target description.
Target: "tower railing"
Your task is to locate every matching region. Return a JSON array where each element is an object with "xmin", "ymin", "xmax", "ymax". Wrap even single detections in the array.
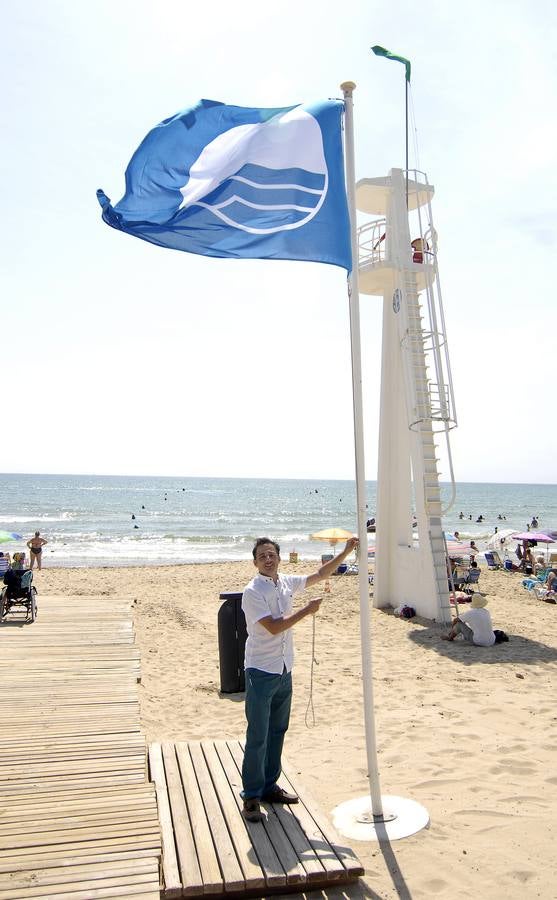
[
  {"xmin": 357, "ymin": 217, "xmax": 387, "ymax": 266},
  {"xmin": 403, "ymin": 170, "xmax": 457, "ymax": 435}
]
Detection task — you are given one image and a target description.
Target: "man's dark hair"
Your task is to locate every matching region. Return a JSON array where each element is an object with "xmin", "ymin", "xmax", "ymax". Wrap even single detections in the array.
[{"xmin": 253, "ymin": 537, "xmax": 280, "ymax": 560}]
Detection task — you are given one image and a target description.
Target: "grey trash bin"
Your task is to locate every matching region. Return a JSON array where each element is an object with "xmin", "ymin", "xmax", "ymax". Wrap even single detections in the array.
[{"xmin": 218, "ymin": 592, "xmax": 247, "ymax": 693}]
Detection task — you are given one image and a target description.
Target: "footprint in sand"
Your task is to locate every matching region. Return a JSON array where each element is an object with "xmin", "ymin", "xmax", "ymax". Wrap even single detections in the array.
[
  {"xmin": 499, "ymin": 793, "xmax": 548, "ymax": 806},
  {"xmin": 489, "ymin": 761, "xmax": 537, "ymax": 776},
  {"xmin": 415, "ymin": 777, "xmax": 466, "ymax": 790},
  {"xmin": 510, "ymin": 870, "xmax": 537, "ymax": 883},
  {"xmin": 421, "ymin": 877, "xmax": 450, "ymax": 894},
  {"xmin": 453, "ymin": 808, "xmax": 513, "ymax": 819}
]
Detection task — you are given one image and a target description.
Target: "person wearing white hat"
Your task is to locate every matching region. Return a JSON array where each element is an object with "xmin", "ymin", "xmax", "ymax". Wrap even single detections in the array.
[{"xmin": 442, "ymin": 594, "xmax": 496, "ymax": 647}]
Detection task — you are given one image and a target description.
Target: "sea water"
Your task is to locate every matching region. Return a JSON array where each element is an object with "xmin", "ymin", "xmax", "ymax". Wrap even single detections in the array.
[{"xmin": 0, "ymin": 473, "xmax": 555, "ymax": 568}]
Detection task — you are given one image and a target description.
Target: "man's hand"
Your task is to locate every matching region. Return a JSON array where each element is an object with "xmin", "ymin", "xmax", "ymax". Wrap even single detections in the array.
[
  {"xmin": 307, "ymin": 597, "xmax": 322, "ymax": 615},
  {"xmin": 345, "ymin": 537, "xmax": 359, "ymax": 553}
]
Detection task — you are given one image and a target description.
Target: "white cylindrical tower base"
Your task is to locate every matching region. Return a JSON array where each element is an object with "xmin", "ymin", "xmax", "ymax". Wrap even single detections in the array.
[{"xmin": 332, "ymin": 794, "xmax": 429, "ymax": 841}]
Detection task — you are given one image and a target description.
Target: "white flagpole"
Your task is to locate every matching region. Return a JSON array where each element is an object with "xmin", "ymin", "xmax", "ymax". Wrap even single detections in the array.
[
  {"xmin": 334, "ymin": 82, "xmax": 429, "ymax": 842},
  {"xmin": 340, "ymin": 81, "xmax": 383, "ymax": 819}
]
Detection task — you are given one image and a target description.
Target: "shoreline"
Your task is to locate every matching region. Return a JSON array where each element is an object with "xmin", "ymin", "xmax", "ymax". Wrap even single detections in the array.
[
  {"xmin": 2, "ymin": 474, "xmax": 554, "ymax": 575},
  {"xmin": 34, "ymin": 561, "xmax": 557, "ymax": 898}
]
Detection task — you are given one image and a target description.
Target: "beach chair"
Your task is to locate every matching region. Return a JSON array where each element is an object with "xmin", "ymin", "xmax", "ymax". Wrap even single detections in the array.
[
  {"xmin": 532, "ymin": 583, "xmax": 557, "ymax": 603},
  {"xmin": 451, "ymin": 564, "xmax": 469, "ymax": 590},
  {"xmin": 460, "ymin": 567, "xmax": 481, "ymax": 595},
  {"xmin": 466, "ymin": 568, "xmax": 481, "ymax": 586},
  {"xmin": 535, "ymin": 567, "xmax": 551, "ymax": 582},
  {"xmin": 484, "ymin": 552, "xmax": 501, "ymax": 570},
  {"xmin": 522, "ymin": 577, "xmax": 538, "ymax": 591}
]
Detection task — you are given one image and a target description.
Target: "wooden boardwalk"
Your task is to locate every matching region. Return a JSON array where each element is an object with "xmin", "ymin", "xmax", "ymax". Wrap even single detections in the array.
[
  {"xmin": 0, "ymin": 592, "xmax": 364, "ymax": 899},
  {"xmin": 0, "ymin": 593, "xmax": 161, "ymax": 899},
  {"xmin": 149, "ymin": 740, "xmax": 364, "ymax": 899}
]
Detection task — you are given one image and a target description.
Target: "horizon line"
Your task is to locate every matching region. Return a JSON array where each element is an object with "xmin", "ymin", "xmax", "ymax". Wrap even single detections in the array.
[{"xmin": 0, "ymin": 471, "xmax": 555, "ymax": 488}]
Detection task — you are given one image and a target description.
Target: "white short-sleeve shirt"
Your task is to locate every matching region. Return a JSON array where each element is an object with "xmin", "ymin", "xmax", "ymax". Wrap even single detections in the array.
[
  {"xmin": 242, "ymin": 573, "xmax": 308, "ymax": 674},
  {"xmin": 460, "ymin": 607, "xmax": 495, "ymax": 647}
]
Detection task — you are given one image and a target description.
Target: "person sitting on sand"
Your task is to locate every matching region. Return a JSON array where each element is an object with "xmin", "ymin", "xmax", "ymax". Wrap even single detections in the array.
[
  {"xmin": 447, "ymin": 557, "xmax": 460, "ymax": 587},
  {"xmin": 11, "ymin": 552, "xmax": 25, "ymax": 570},
  {"xmin": 442, "ymin": 594, "xmax": 495, "ymax": 647},
  {"xmin": 546, "ymin": 571, "xmax": 557, "ymax": 593},
  {"xmin": 27, "ymin": 531, "xmax": 48, "ymax": 570},
  {"xmin": 522, "ymin": 545, "xmax": 535, "ymax": 574}
]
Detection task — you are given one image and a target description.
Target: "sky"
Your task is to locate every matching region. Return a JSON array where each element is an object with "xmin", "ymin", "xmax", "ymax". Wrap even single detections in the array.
[{"xmin": 2, "ymin": 0, "xmax": 556, "ymax": 483}]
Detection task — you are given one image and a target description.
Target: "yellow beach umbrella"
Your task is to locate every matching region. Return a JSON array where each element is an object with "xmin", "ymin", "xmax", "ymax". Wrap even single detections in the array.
[{"xmin": 310, "ymin": 527, "xmax": 354, "ymax": 547}]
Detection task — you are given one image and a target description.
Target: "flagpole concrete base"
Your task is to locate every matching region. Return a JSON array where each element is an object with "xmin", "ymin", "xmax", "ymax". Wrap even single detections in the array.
[{"xmin": 332, "ymin": 794, "xmax": 429, "ymax": 841}]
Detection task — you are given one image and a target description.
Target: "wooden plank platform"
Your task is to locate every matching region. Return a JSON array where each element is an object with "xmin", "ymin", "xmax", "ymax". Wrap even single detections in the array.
[
  {"xmin": 0, "ymin": 592, "xmax": 161, "ymax": 899},
  {"xmin": 149, "ymin": 740, "xmax": 364, "ymax": 899}
]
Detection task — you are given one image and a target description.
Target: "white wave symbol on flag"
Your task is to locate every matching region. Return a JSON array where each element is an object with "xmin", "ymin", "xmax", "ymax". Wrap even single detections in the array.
[{"xmin": 178, "ymin": 108, "xmax": 328, "ymax": 234}]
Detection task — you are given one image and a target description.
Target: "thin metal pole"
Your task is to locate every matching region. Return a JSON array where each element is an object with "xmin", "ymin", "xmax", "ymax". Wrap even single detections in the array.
[
  {"xmin": 405, "ymin": 81, "xmax": 409, "ymax": 173},
  {"xmin": 340, "ymin": 81, "xmax": 383, "ymax": 818},
  {"xmin": 405, "ymin": 81, "xmax": 409, "ymax": 208}
]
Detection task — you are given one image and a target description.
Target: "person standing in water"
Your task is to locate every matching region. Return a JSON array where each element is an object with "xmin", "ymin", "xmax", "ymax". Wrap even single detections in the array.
[{"xmin": 27, "ymin": 531, "xmax": 48, "ymax": 570}]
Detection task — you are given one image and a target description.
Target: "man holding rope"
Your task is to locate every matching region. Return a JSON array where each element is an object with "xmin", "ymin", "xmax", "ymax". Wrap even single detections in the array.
[{"xmin": 241, "ymin": 535, "xmax": 358, "ymax": 822}]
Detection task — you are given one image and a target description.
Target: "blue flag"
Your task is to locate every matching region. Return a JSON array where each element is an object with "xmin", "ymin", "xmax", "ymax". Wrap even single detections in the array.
[{"xmin": 97, "ymin": 98, "xmax": 351, "ymax": 270}]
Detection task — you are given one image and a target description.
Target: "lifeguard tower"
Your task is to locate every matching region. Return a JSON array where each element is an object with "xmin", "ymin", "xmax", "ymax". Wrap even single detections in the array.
[{"xmin": 357, "ymin": 169, "xmax": 456, "ymax": 623}]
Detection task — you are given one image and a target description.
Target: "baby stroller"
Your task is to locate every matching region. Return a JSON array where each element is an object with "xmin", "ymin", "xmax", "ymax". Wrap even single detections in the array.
[{"xmin": 0, "ymin": 568, "xmax": 38, "ymax": 623}]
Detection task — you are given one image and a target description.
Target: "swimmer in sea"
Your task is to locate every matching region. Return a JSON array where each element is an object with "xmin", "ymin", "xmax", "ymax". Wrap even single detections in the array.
[{"xmin": 27, "ymin": 531, "xmax": 48, "ymax": 570}]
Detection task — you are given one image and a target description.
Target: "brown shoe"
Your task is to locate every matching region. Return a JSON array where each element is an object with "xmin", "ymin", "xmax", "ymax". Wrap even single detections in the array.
[
  {"xmin": 262, "ymin": 786, "xmax": 298, "ymax": 804},
  {"xmin": 243, "ymin": 798, "xmax": 263, "ymax": 822}
]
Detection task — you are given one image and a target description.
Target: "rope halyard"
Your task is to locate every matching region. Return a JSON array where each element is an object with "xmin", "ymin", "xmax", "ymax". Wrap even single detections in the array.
[{"xmin": 304, "ymin": 614, "xmax": 319, "ymax": 727}]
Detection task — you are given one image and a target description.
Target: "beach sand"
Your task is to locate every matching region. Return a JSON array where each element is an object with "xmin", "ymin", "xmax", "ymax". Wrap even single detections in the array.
[{"xmin": 38, "ymin": 561, "xmax": 557, "ymax": 899}]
